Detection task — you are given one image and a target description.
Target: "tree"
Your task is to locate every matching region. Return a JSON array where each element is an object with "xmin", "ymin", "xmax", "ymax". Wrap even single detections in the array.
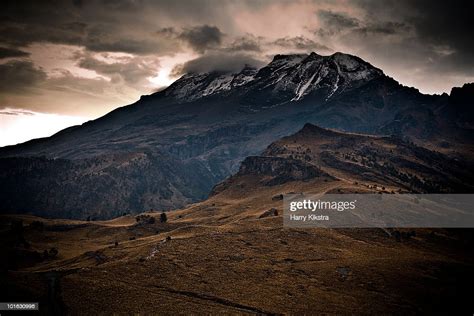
[
  {"xmin": 160, "ymin": 212, "xmax": 167, "ymax": 223},
  {"xmin": 44, "ymin": 247, "xmax": 59, "ymax": 259}
]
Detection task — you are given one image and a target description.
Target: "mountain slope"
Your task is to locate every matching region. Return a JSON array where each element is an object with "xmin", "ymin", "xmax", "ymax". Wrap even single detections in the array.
[
  {"xmin": 0, "ymin": 52, "xmax": 472, "ymax": 218},
  {"xmin": 212, "ymin": 123, "xmax": 474, "ymax": 198}
]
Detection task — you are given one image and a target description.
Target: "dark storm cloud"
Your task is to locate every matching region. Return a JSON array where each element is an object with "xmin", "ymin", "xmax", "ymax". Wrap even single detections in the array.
[
  {"xmin": 85, "ymin": 37, "xmax": 170, "ymax": 55},
  {"xmin": 0, "ymin": 60, "xmax": 47, "ymax": 93},
  {"xmin": 0, "ymin": 47, "xmax": 30, "ymax": 59},
  {"xmin": 227, "ymin": 35, "xmax": 262, "ymax": 52},
  {"xmin": 356, "ymin": 21, "xmax": 409, "ymax": 35},
  {"xmin": 317, "ymin": 10, "xmax": 359, "ymax": 35},
  {"xmin": 353, "ymin": 0, "xmax": 474, "ymax": 48},
  {"xmin": 44, "ymin": 69, "xmax": 110, "ymax": 95},
  {"xmin": 156, "ymin": 27, "xmax": 176, "ymax": 38},
  {"xmin": 272, "ymin": 36, "xmax": 331, "ymax": 52},
  {"xmin": 0, "ymin": 0, "xmax": 242, "ymax": 56},
  {"xmin": 0, "ymin": 22, "xmax": 86, "ymax": 48},
  {"xmin": 348, "ymin": 0, "xmax": 474, "ymax": 75},
  {"xmin": 0, "ymin": 0, "xmax": 182, "ymax": 55},
  {"xmin": 316, "ymin": 10, "xmax": 409, "ymax": 38},
  {"xmin": 171, "ymin": 53, "xmax": 265, "ymax": 76},
  {"xmin": 0, "ymin": 109, "xmax": 34, "ymax": 116},
  {"xmin": 178, "ymin": 25, "xmax": 224, "ymax": 53},
  {"xmin": 2, "ymin": 0, "xmax": 472, "ymax": 66},
  {"xmin": 76, "ymin": 53, "xmax": 159, "ymax": 87},
  {"xmin": 0, "ymin": 1, "xmax": 85, "ymax": 46}
]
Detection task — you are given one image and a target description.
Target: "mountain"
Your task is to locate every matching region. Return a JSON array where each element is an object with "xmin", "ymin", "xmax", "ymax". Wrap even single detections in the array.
[
  {"xmin": 0, "ymin": 52, "xmax": 472, "ymax": 219},
  {"xmin": 446, "ymin": 83, "xmax": 474, "ymax": 128},
  {"xmin": 212, "ymin": 123, "xmax": 474, "ymax": 197}
]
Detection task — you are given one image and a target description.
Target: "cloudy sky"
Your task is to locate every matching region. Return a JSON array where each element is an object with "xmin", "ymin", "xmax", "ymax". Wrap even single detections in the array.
[{"xmin": 1, "ymin": 0, "xmax": 473, "ymax": 146}]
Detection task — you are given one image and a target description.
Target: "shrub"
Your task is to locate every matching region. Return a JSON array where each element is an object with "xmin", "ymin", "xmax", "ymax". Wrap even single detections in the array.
[
  {"xmin": 44, "ymin": 247, "xmax": 59, "ymax": 259},
  {"xmin": 135, "ymin": 214, "xmax": 155, "ymax": 224},
  {"xmin": 29, "ymin": 221, "xmax": 44, "ymax": 231},
  {"xmin": 160, "ymin": 212, "xmax": 167, "ymax": 223},
  {"xmin": 11, "ymin": 220, "xmax": 28, "ymax": 247},
  {"xmin": 393, "ymin": 230, "xmax": 401, "ymax": 242}
]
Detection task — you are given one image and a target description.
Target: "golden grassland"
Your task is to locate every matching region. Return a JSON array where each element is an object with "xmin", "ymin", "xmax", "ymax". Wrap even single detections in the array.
[{"xmin": 2, "ymin": 177, "xmax": 473, "ymax": 314}]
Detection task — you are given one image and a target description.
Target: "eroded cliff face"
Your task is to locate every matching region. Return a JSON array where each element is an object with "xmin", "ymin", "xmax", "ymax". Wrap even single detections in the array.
[{"xmin": 237, "ymin": 155, "xmax": 331, "ymax": 186}]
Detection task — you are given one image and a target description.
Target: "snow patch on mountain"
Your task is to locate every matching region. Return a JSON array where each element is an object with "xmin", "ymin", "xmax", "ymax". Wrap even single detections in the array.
[
  {"xmin": 270, "ymin": 54, "xmax": 308, "ymax": 69},
  {"xmin": 165, "ymin": 67, "xmax": 258, "ymax": 102},
  {"xmin": 292, "ymin": 72, "xmax": 317, "ymax": 101},
  {"xmin": 201, "ymin": 75, "xmax": 233, "ymax": 96},
  {"xmin": 326, "ymin": 60, "xmax": 341, "ymax": 100}
]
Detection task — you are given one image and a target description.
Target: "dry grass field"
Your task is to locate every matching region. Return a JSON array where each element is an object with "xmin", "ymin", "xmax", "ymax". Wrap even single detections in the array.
[{"xmin": 2, "ymin": 174, "xmax": 473, "ymax": 314}]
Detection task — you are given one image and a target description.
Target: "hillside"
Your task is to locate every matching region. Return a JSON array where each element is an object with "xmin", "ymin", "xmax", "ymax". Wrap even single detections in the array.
[{"xmin": 214, "ymin": 123, "xmax": 474, "ymax": 195}]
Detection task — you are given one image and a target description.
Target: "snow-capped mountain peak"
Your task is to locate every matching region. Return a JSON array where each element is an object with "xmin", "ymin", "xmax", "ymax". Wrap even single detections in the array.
[{"xmin": 163, "ymin": 52, "xmax": 384, "ymax": 104}]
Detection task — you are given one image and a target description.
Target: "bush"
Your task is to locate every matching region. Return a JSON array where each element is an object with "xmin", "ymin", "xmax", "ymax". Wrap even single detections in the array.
[
  {"xmin": 11, "ymin": 220, "xmax": 28, "ymax": 247},
  {"xmin": 11, "ymin": 220, "xmax": 23, "ymax": 235},
  {"xmin": 29, "ymin": 221, "xmax": 44, "ymax": 231},
  {"xmin": 135, "ymin": 214, "xmax": 155, "ymax": 224},
  {"xmin": 44, "ymin": 247, "xmax": 59, "ymax": 259},
  {"xmin": 49, "ymin": 247, "xmax": 58, "ymax": 257},
  {"xmin": 160, "ymin": 212, "xmax": 167, "ymax": 223},
  {"xmin": 393, "ymin": 230, "xmax": 401, "ymax": 242}
]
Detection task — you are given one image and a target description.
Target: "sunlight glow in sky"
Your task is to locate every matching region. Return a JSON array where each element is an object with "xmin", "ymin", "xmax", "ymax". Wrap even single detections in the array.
[
  {"xmin": 0, "ymin": 108, "xmax": 88, "ymax": 147},
  {"xmin": 149, "ymin": 69, "xmax": 175, "ymax": 88}
]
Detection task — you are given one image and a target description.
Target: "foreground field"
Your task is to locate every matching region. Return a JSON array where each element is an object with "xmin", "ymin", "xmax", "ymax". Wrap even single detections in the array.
[{"xmin": 2, "ymin": 177, "xmax": 473, "ymax": 314}]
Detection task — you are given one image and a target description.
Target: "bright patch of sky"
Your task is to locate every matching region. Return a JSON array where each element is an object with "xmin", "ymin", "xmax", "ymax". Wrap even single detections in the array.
[{"xmin": 0, "ymin": 108, "xmax": 87, "ymax": 146}]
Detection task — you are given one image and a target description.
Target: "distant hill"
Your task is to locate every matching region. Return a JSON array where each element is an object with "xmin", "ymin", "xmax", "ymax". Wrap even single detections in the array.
[{"xmin": 212, "ymin": 123, "xmax": 474, "ymax": 197}]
